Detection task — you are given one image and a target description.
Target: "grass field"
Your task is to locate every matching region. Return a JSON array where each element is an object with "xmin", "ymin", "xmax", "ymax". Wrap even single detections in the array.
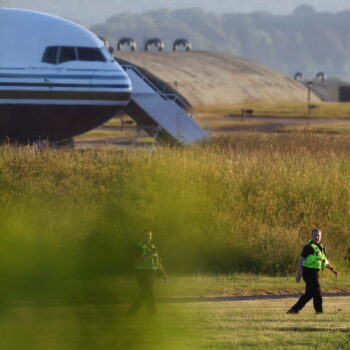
[
  {"xmin": 74, "ymin": 128, "xmax": 131, "ymax": 139},
  {"xmin": 284, "ymin": 123, "xmax": 350, "ymax": 135},
  {"xmin": 199, "ymin": 296, "xmax": 350, "ymax": 349},
  {"xmin": 196, "ymin": 102, "xmax": 350, "ymax": 119},
  {"xmin": 1, "ymin": 294, "xmax": 349, "ymax": 350},
  {"xmin": 0, "ymin": 271, "xmax": 349, "ymax": 350},
  {"xmin": 3, "ymin": 122, "xmax": 350, "ymax": 348},
  {"xmin": 153, "ymin": 274, "xmax": 350, "ymax": 298},
  {"xmin": 75, "ymin": 115, "xmax": 136, "ymax": 140}
]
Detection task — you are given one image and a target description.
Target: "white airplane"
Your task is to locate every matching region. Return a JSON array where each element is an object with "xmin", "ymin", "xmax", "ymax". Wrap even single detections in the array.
[
  {"xmin": 0, "ymin": 8, "xmax": 131, "ymax": 143},
  {"xmin": 0, "ymin": 8, "xmax": 209, "ymax": 145}
]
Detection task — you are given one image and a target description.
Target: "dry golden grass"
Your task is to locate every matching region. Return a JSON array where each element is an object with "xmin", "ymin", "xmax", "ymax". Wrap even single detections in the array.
[
  {"xmin": 1, "ymin": 134, "xmax": 350, "ymax": 280},
  {"xmin": 284, "ymin": 123, "xmax": 350, "ymax": 134}
]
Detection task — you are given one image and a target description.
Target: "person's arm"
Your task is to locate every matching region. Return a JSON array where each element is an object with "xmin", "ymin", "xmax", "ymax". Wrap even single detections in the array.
[
  {"xmin": 323, "ymin": 246, "xmax": 338, "ymax": 277},
  {"xmin": 158, "ymin": 263, "xmax": 169, "ymax": 282},
  {"xmin": 157, "ymin": 255, "xmax": 168, "ymax": 282},
  {"xmin": 326, "ymin": 262, "xmax": 338, "ymax": 277},
  {"xmin": 296, "ymin": 257, "xmax": 304, "ymax": 283}
]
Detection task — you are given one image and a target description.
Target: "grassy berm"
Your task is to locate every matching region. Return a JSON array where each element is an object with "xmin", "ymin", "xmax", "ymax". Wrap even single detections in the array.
[{"xmin": 0, "ymin": 133, "xmax": 350, "ymax": 349}]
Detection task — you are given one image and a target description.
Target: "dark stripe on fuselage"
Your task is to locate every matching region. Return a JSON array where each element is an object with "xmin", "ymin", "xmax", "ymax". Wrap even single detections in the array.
[
  {"xmin": 0, "ymin": 82, "xmax": 130, "ymax": 89},
  {"xmin": 0, "ymin": 73, "xmax": 126, "ymax": 80},
  {"xmin": 0, "ymin": 90, "xmax": 131, "ymax": 100}
]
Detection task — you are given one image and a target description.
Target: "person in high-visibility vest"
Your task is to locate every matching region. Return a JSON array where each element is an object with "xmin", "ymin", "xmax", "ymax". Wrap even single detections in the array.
[
  {"xmin": 287, "ymin": 229, "xmax": 338, "ymax": 314},
  {"xmin": 127, "ymin": 231, "xmax": 167, "ymax": 314}
]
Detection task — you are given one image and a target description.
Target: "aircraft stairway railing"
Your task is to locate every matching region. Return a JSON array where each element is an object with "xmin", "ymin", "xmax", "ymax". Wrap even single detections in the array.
[
  {"xmin": 122, "ymin": 64, "xmax": 197, "ymax": 117},
  {"xmin": 122, "ymin": 64, "xmax": 210, "ymax": 145}
]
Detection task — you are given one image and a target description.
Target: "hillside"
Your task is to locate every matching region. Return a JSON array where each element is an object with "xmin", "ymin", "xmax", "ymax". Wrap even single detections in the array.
[
  {"xmin": 92, "ymin": 6, "xmax": 350, "ymax": 78},
  {"xmin": 116, "ymin": 51, "xmax": 318, "ymax": 107}
]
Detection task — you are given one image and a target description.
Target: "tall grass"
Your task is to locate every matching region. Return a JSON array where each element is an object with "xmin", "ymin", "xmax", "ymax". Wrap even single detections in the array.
[{"xmin": 0, "ymin": 134, "xmax": 349, "ymax": 301}]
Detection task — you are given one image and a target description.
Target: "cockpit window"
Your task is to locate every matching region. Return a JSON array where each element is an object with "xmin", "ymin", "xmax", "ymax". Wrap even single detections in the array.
[
  {"xmin": 42, "ymin": 46, "xmax": 106, "ymax": 64},
  {"xmin": 42, "ymin": 47, "xmax": 59, "ymax": 64},
  {"xmin": 58, "ymin": 47, "xmax": 77, "ymax": 64},
  {"xmin": 77, "ymin": 47, "xmax": 106, "ymax": 62}
]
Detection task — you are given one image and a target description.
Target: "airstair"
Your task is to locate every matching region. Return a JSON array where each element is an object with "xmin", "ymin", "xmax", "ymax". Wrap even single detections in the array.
[{"xmin": 122, "ymin": 65, "xmax": 210, "ymax": 145}]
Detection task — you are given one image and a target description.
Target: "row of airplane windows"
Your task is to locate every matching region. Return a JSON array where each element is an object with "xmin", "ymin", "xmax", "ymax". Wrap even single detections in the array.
[{"xmin": 42, "ymin": 46, "xmax": 107, "ymax": 65}]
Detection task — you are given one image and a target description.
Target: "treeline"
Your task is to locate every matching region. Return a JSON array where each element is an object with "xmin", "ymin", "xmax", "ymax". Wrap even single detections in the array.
[
  {"xmin": 7, "ymin": 0, "xmax": 350, "ymax": 25},
  {"xmin": 91, "ymin": 5, "xmax": 350, "ymax": 78}
]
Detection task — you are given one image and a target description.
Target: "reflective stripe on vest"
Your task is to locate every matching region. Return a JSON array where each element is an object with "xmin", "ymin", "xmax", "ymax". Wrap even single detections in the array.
[
  {"xmin": 134, "ymin": 241, "xmax": 160, "ymax": 270},
  {"xmin": 303, "ymin": 240, "xmax": 328, "ymax": 270}
]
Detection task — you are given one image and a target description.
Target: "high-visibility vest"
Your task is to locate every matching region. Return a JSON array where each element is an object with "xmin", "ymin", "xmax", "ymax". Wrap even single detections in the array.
[
  {"xmin": 303, "ymin": 240, "xmax": 329, "ymax": 270},
  {"xmin": 134, "ymin": 241, "xmax": 160, "ymax": 270}
]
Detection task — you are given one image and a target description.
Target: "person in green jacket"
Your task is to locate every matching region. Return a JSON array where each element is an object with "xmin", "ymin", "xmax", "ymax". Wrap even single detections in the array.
[
  {"xmin": 127, "ymin": 231, "xmax": 167, "ymax": 314},
  {"xmin": 287, "ymin": 229, "xmax": 338, "ymax": 314}
]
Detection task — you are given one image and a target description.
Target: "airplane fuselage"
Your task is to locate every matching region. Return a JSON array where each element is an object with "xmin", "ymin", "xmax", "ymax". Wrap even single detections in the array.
[{"xmin": 0, "ymin": 8, "xmax": 132, "ymax": 142}]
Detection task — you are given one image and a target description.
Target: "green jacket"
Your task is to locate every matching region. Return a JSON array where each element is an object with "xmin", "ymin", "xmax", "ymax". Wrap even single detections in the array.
[
  {"xmin": 303, "ymin": 240, "xmax": 329, "ymax": 270},
  {"xmin": 134, "ymin": 241, "xmax": 160, "ymax": 270}
]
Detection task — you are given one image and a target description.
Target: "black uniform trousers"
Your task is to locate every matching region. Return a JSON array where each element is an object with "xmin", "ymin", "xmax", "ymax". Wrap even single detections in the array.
[
  {"xmin": 291, "ymin": 267, "xmax": 323, "ymax": 313},
  {"xmin": 127, "ymin": 269, "xmax": 156, "ymax": 314}
]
